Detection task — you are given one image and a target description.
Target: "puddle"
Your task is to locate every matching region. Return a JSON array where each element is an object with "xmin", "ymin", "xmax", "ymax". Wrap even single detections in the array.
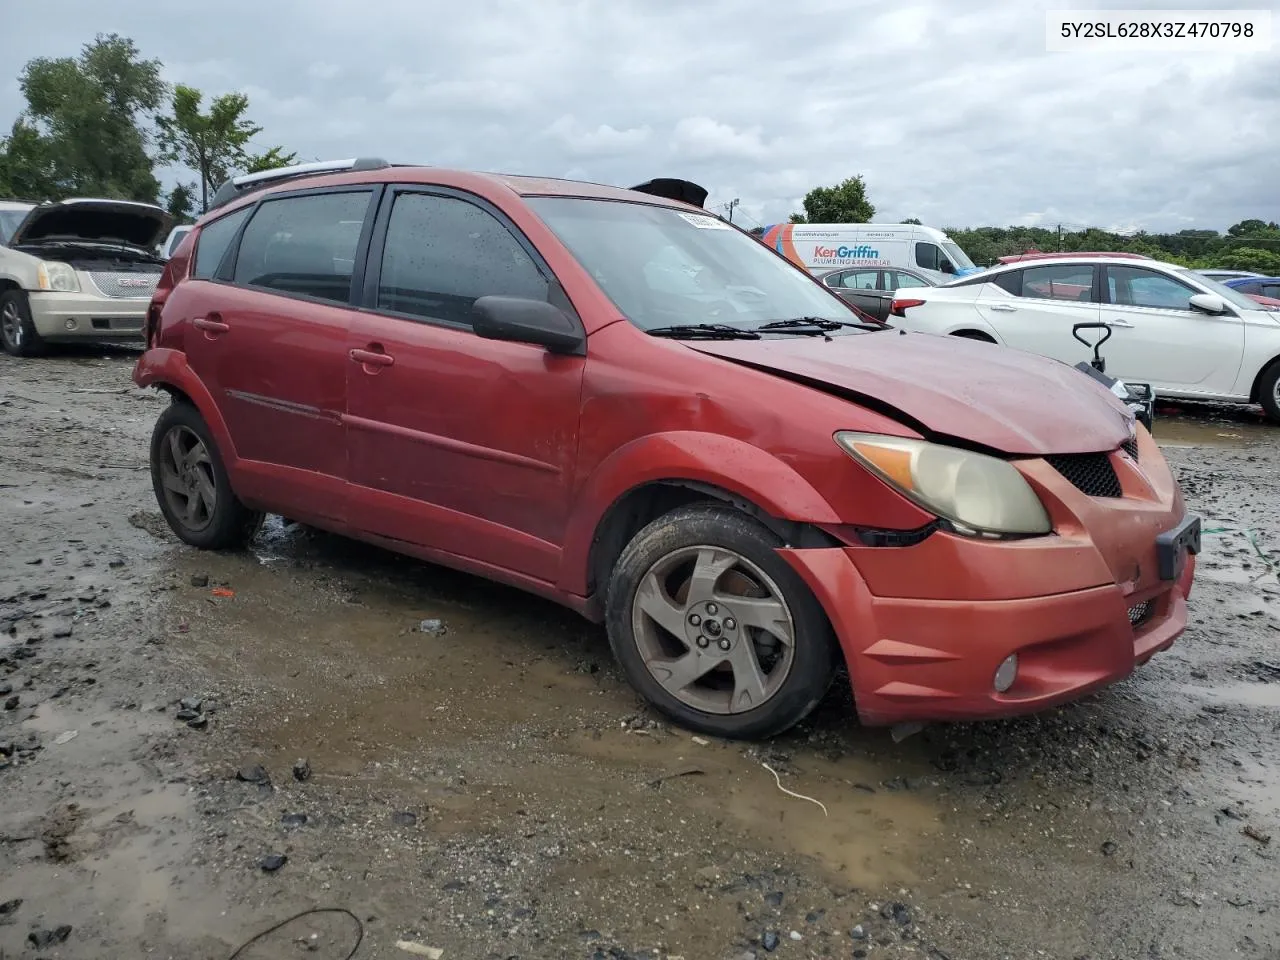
[{"xmin": 1150, "ymin": 407, "xmax": 1273, "ymax": 447}]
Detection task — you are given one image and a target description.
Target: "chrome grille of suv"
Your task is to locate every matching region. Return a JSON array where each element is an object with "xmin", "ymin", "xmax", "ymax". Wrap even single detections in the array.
[
  {"xmin": 1045, "ymin": 453, "xmax": 1122, "ymax": 498},
  {"xmin": 87, "ymin": 271, "xmax": 160, "ymax": 299}
]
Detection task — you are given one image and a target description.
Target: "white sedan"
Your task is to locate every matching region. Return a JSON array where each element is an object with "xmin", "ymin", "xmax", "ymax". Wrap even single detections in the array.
[{"xmin": 889, "ymin": 255, "xmax": 1280, "ymax": 422}]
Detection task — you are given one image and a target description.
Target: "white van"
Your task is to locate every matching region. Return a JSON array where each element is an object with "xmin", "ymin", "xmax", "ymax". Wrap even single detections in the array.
[{"xmin": 758, "ymin": 222, "xmax": 982, "ymax": 283}]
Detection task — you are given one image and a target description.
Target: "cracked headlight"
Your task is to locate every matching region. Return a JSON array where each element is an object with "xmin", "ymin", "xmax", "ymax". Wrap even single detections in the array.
[
  {"xmin": 835, "ymin": 431, "xmax": 1051, "ymax": 537},
  {"xmin": 36, "ymin": 261, "xmax": 80, "ymax": 293}
]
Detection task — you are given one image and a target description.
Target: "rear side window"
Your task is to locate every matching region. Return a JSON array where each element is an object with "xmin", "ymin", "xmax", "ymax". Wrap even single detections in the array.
[
  {"xmin": 889, "ymin": 271, "xmax": 929, "ymax": 289},
  {"xmin": 838, "ymin": 270, "xmax": 881, "ymax": 290},
  {"xmin": 375, "ymin": 192, "xmax": 547, "ymax": 326},
  {"xmin": 1020, "ymin": 264, "xmax": 1096, "ymax": 302},
  {"xmin": 192, "ymin": 208, "xmax": 250, "ymax": 279},
  {"xmin": 231, "ymin": 191, "xmax": 372, "ymax": 304},
  {"xmin": 1264, "ymin": 284, "xmax": 1280, "ymax": 300},
  {"xmin": 991, "ymin": 270, "xmax": 1022, "ymax": 295}
]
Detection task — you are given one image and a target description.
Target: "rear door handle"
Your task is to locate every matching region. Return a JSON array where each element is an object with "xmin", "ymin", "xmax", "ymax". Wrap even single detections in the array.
[
  {"xmin": 349, "ymin": 347, "xmax": 395, "ymax": 368},
  {"xmin": 988, "ymin": 303, "xmax": 1017, "ymax": 312},
  {"xmin": 192, "ymin": 317, "xmax": 229, "ymax": 333},
  {"xmin": 1107, "ymin": 318, "xmax": 1135, "ymax": 328}
]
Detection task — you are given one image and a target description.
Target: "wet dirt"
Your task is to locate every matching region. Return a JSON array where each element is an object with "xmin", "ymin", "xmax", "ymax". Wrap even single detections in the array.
[{"xmin": 2, "ymin": 350, "xmax": 1278, "ymax": 959}]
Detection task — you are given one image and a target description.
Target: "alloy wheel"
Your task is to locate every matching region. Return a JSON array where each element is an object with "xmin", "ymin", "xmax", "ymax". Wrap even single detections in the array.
[
  {"xmin": 157, "ymin": 425, "xmax": 218, "ymax": 532},
  {"xmin": 1, "ymin": 300, "xmax": 23, "ymax": 349},
  {"xmin": 630, "ymin": 545, "xmax": 796, "ymax": 715}
]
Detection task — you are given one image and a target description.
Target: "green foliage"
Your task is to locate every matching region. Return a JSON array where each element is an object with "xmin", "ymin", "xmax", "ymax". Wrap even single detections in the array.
[
  {"xmin": 2, "ymin": 33, "xmax": 165, "ymax": 202},
  {"xmin": 900, "ymin": 217, "xmax": 922, "ymax": 225},
  {"xmin": 790, "ymin": 175, "xmax": 875, "ymax": 224},
  {"xmin": 164, "ymin": 182, "xmax": 198, "ymax": 224},
  {"xmin": 156, "ymin": 85, "xmax": 264, "ymax": 211},
  {"xmin": 244, "ymin": 146, "xmax": 299, "ymax": 174}
]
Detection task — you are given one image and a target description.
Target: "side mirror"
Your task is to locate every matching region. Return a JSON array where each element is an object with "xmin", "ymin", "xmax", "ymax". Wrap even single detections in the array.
[
  {"xmin": 939, "ymin": 260, "xmax": 956, "ymax": 275},
  {"xmin": 1188, "ymin": 293, "xmax": 1227, "ymax": 315},
  {"xmin": 472, "ymin": 296, "xmax": 586, "ymax": 356}
]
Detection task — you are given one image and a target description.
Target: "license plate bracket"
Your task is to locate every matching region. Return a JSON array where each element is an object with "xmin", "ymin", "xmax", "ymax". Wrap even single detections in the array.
[{"xmin": 1156, "ymin": 512, "xmax": 1201, "ymax": 581}]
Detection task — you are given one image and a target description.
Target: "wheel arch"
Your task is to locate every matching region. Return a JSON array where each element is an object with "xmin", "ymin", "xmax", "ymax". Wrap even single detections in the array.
[
  {"xmin": 1248, "ymin": 353, "xmax": 1280, "ymax": 404},
  {"xmin": 133, "ymin": 347, "xmax": 240, "ymax": 464},
  {"xmin": 561, "ymin": 431, "xmax": 845, "ymax": 618}
]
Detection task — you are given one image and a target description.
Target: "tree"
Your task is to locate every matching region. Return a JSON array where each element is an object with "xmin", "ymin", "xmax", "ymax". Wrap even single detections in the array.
[
  {"xmin": 789, "ymin": 175, "xmax": 875, "ymax": 225},
  {"xmin": 164, "ymin": 182, "xmax": 198, "ymax": 224},
  {"xmin": 244, "ymin": 146, "xmax": 298, "ymax": 174},
  {"xmin": 0, "ymin": 119, "xmax": 59, "ymax": 199},
  {"xmin": 11, "ymin": 33, "xmax": 165, "ymax": 201},
  {"xmin": 1211, "ymin": 246, "xmax": 1280, "ymax": 274},
  {"xmin": 156, "ymin": 85, "xmax": 263, "ymax": 212},
  {"xmin": 1227, "ymin": 218, "xmax": 1279, "ymax": 237},
  {"xmin": 900, "ymin": 217, "xmax": 922, "ymax": 225}
]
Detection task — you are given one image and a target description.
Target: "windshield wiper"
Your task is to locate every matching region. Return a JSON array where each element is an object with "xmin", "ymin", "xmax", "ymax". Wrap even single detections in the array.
[
  {"xmin": 646, "ymin": 323, "xmax": 761, "ymax": 340},
  {"xmin": 757, "ymin": 316, "xmax": 887, "ymax": 333}
]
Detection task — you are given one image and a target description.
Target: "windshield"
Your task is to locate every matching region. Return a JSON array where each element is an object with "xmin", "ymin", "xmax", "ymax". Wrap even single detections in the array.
[
  {"xmin": 940, "ymin": 240, "xmax": 975, "ymax": 270},
  {"xmin": 1176, "ymin": 267, "xmax": 1267, "ymax": 312},
  {"xmin": 525, "ymin": 197, "xmax": 865, "ymax": 330},
  {"xmin": 0, "ymin": 205, "xmax": 34, "ymax": 245}
]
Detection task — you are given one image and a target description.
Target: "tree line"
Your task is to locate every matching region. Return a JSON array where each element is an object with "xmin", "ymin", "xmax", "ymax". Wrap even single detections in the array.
[
  {"xmin": 0, "ymin": 34, "xmax": 297, "ymax": 224},
  {"xmin": 762, "ymin": 176, "xmax": 1280, "ymax": 275}
]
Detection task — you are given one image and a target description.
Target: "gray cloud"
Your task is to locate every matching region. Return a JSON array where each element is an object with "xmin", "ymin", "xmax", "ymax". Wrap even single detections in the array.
[{"xmin": 2, "ymin": 0, "xmax": 1277, "ymax": 232}]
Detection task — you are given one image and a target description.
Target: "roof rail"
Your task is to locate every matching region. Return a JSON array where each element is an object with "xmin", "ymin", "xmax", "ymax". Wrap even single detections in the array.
[
  {"xmin": 207, "ymin": 157, "xmax": 391, "ymax": 212},
  {"xmin": 628, "ymin": 178, "xmax": 708, "ymax": 209}
]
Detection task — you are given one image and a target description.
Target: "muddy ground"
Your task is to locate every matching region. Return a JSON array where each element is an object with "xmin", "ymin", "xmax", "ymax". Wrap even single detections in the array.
[{"xmin": 1, "ymin": 348, "xmax": 1278, "ymax": 960}]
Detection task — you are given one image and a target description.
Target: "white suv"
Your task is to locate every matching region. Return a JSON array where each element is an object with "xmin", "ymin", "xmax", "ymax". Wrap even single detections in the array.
[
  {"xmin": 890, "ymin": 255, "xmax": 1280, "ymax": 422},
  {"xmin": 0, "ymin": 197, "xmax": 171, "ymax": 357}
]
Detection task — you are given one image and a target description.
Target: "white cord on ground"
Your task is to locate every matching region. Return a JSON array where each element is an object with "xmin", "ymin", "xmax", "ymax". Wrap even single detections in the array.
[{"xmin": 762, "ymin": 762, "xmax": 828, "ymax": 816}]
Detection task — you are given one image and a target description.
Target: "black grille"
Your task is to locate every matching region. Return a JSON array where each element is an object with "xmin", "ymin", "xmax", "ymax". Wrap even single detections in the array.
[
  {"xmin": 1128, "ymin": 599, "xmax": 1154, "ymax": 626},
  {"xmin": 1121, "ymin": 436, "xmax": 1139, "ymax": 460},
  {"xmin": 1046, "ymin": 453, "xmax": 1122, "ymax": 498}
]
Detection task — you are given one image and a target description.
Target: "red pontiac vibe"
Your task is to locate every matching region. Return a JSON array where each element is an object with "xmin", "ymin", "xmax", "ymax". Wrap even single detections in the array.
[{"xmin": 133, "ymin": 160, "xmax": 1201, "ymax": 740}]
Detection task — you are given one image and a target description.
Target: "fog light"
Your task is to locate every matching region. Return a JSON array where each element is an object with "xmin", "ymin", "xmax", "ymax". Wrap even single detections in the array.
[
  {"xmin": 64, "ymin": 318, "xmax": 77, "ymax": 330},
  {"xmin": 993, "ymin": 654, "xmax": 1018, "ymax": 693}
]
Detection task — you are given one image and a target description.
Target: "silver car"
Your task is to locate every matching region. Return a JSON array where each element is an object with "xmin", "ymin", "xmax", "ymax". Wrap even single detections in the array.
[{"xmin": 0, "ymin": 198, "xmax": 171, "ymax": 357}]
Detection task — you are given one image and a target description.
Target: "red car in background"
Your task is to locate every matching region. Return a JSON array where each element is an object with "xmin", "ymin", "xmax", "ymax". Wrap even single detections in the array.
[{"xmin": 133, "ymin": 160, "xmax": 1199, "ymax": 739}]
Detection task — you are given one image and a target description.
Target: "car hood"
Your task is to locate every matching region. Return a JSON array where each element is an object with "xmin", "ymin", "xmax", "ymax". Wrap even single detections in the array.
[
  {"xmin": 9, "ymin": 199, "xmax": 172, "ymax": 249},
  {"xmin": 687, "ymin": 330, "xmax": 1133, "ymax": 456}
]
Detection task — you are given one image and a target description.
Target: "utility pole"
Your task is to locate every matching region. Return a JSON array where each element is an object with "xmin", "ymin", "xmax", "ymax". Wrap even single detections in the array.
[{"xmin": 725, "ymin": 198, "xmax": 740, "ymax": 223}]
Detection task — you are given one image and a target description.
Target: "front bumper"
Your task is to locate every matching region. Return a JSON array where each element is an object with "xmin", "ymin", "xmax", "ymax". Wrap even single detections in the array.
[
  {"xmin": 27, "ymin": 291, "xmax": 148, "ymax": 341},
  {"xmin": 781, "ymin": 425, "xmax": 1199, "ymax": 726}
]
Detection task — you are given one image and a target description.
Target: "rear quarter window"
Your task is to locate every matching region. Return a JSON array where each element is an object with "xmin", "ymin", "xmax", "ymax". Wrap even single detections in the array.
[{"xmin": 191, "ymin": 208, "xmax": 251, "ymax": 279}]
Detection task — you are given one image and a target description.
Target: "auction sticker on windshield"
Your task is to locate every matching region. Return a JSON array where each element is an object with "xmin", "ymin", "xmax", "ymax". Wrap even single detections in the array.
[{"xmin": 678, "ymin": 212, "xmax": 731, "ymax": 230}]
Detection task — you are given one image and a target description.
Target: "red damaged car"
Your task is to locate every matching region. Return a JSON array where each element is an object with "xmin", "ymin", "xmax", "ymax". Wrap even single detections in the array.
[{"xmin": 133, "ymin": 160, "xmax": 1200, "ymax": 739}]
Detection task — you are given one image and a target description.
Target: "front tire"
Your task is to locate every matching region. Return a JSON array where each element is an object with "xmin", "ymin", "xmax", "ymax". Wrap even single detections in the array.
[
  {"xmin": 150, "ymin": 401, "xmax": 263, "ymax": 549},
  {"xmin": 1258, "ymin": 361, "xmax": 1280, "ymax": 423},
  {"xmin": 605, "ymin": 503, "xmax": 838, "ymax": 740},
  {"xmin": 0, "ymin": 289, "xmax": 47, "ymax": 358}
]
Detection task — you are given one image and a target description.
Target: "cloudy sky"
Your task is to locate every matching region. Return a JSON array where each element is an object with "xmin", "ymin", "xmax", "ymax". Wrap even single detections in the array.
[{"xmin": 2, "ymin": 0, "xmax": 1277, "ymax": 232}]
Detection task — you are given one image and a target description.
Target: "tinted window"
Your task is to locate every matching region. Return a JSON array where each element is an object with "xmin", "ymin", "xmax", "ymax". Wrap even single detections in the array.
[
  {"xmin": 839, "ymin": 270, "xmax": 881, "ymax": 290},
  {"xmin": 376, "ymin": 192, "xmax": 547, "ymax": 326},
  {"xmin": 192, "ymin": 208, "xmax": 250, "ymax": 279},
  {"xmin": 1106, "ymin": 267, "xmax": 1194, "ymax": 309},
  {"xmin": 915, "ymin": 242, "xmax": 941, "ymax": 270},
  {"xmin": 1021, "ymin": 264, "xmax": 1096, "ymax": 302},
  {"xmin": 1264, "ymin": 284, "xmax": 1280, "ymax": 300},
  {"xmin": 232, "ymin": 191, "xmax": 371, "ymax": 303},
  {"xmin": 992, "ymin": 270, "xmax": 1022, "ymax": 295},
  {"xmin": 1235, "ymin": 281, "xmax": 1262, "ymax": 295},
  {"xmin": 890, "ymin": 271, "xmax": 929, "ymax": 289}
]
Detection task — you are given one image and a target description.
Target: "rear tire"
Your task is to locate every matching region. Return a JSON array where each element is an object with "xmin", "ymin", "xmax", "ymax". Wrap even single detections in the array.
[
  {"xmin": 604, "ymin": 503, "xmax": 839, "ymax": 740},
  {"xmin": 150, "ymin": 400, "xmax": 263, "ymax": 550},
  {"xmin": 1259, "ymin": 360, "xmax": 1280, "ymax": 423},
  {"xmin": 0, "ymin": 289, "xmax": 47, "ymax": 358}
]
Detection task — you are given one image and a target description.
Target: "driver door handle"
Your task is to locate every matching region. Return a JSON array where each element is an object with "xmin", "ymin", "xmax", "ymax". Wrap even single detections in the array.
[
  {"xmin": 349, "ymin": 347, "xmax": 394, "ymax": 368},
  {"xmin": 989, "ymin": 304, "xmax": 1017, "ymax": 312},
  {"xmin": 1107, "ymin": 318, "xmax": 1135, "ymax": 328}
]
